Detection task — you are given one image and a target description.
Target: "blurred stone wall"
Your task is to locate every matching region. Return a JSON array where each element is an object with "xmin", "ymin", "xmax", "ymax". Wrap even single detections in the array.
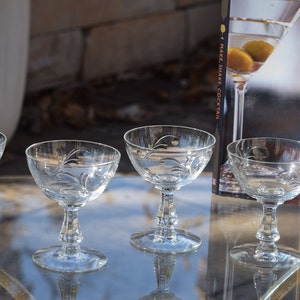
[{"xmin": 27, "ymin": 0, "xmax": 221, "ymax": 93}]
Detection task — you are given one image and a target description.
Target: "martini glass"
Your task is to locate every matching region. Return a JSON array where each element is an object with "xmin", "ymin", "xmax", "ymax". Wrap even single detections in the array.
[
  {"xmin": 227, "ymin": 137, "xmax": 300, "ymax": 270},
  {"xmin": 25, "ymin": 140, "xmax": 120, "ymax": 273},
  {"xmin": 124, "ymin": 125, "xmax": 215, "ymax": 254},
  {"xmin": 227, "ymin": 0, "xmax": 300, "ymax": 141}
]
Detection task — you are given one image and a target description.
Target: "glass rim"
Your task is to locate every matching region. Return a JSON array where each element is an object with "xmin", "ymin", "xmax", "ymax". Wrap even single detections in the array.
[
  {"xmin": 123, "ymin": 124, "xmax": 216, "ymax": 152},
  {"xmin": 0, "ymin": 132, "xmax": 7, "ymax": 146},
  {"xmin": 25, "ymin": 139, "xmax": 121, "ymax": 159},
  {"xmin": 227, "ymin": 136, "xmax": 300, "ymax": 164}
]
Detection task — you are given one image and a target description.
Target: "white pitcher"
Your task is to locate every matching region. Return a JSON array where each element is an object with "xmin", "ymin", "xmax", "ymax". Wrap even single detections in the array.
[{"xmin": 0, "ymin": 0, "xmax": 30, "ymax": 141}]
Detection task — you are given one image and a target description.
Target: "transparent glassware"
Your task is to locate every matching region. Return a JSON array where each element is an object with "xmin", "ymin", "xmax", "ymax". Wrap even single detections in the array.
[
  {"xmin": 253, "ymin": 269, "xmax": 277, "ymax": 299},
  {"xmin": 124, "ymin": 125, "xmax": 215, "ymax": 254},
  {"xmin": 57, "ymin": 272, "xmax": 81, "ymax": 300},
  {"xmin": 25, "ymin": 140, "xmax": 120, "ymax": 273},
  {"xmin": 139, "ymin": 254, "xmax": 181, "ymax": 300},
  {"xmin": 0, "ymin": 132, "xmax": 6, "ymax": 160},
  {"xmin": 227, "ymin": 0, "xmax": 300, "ymax": 141},
  {"xmin": 227, "ymin": 137, "xmax": 300, "ymax": 270}
]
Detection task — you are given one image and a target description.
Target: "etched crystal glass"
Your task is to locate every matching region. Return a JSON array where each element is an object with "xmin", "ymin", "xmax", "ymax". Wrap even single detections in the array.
[
  {"xmin": 139, "ymin": 254, "xmax": 181, "ymax": 300},
  {"xmin": 0, "ymin": 132, "xmax": 6, "ymax": 160},
  {"xmin": 227, "ymin": 137, "xmax": 300, "ymax": 269},
  {"xmin": 26, "ymin": 140, "xmax": 120, "ymax": 273},
  {"xmin": 124, "ymin": 125, "xmax": 215, "ymax": 254}
]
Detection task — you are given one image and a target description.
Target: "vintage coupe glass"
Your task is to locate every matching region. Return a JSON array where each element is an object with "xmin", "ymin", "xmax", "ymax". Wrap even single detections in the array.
[
  {"xmin": 227, "ymin": 0, "xmax": 300, "ymax": 141},
  {"xmin": 227, "ymin": 137, "xmax": 300, "ymax": 269},
  {"xmin": 124, "ymin": 125, "xmax": 215, "ymax": 254},
  {"xmin": 26, "ymin": 140, "xmax": 120, "ymax": 273}
]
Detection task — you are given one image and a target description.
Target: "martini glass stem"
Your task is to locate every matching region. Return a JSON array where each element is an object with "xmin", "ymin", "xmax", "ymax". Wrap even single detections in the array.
[
  {"xmin": 233, "ymin": 81, "xmax": 247, "ymax": 141},
  {"xmin": 255, "ymin": 200, "xmax": 280, "ymax": 263},
  {"xmin": 155, "ymin": 189, "xmax": 178, "ymax": 241},
  {"xmin": 59, "ymin": 206, "xmax": 83, "ymax": 258}
]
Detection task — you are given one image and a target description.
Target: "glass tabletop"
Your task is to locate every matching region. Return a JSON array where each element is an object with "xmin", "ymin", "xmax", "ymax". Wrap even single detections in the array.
[{"xmin": 0, "ymin": 175, "xmax": 299, "ymax": 299}]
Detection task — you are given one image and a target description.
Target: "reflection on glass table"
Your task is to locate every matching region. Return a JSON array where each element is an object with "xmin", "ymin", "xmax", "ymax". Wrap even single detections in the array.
[
  {"xmin": 138, "ymin": 253, "xmax": 181, "ymax": 300},
  {"xmin": 0, "ymin": 175, "xmax": 299, "ymax": 299}
]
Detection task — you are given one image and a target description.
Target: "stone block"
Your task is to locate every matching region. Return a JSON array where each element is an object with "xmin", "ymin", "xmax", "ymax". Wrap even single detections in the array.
[
  {"xmin": 177, "ymin": 0, "xmax": 221, "ymax": 8},
  {"xmin": 177, "ymin": 0, "xmax": 207, "ymax": 7},
  {"xmin": 83, "ymin": 12, "xmax": 185, "ymax": 80},
  {"xmin": 31, "ymin": 0, "xmax": 175, "ymax": 35},
  {"xmin": 27, "ymin": 30, "xmax": 83, "ymax": 92},
  {"xmin": 187, "ymin": 2, "xmax": 221, "ymax": 51}
]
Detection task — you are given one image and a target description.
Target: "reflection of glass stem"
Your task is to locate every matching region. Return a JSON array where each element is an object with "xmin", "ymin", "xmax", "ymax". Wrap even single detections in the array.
[
  {"xmin": 57, "ymin": 273, "xmax": 81, "ymax": 300},
  {"xmin": 59, "ymin": 206, "xmax": 83, "ymax": 258},
  {"xmin": 154, "ymin": 254, "xmax": 176, "ymax": 293},
  {"xmin": 223, "ymin": 242, "xmax": 235, "ymax": 300},
  {"xmin": 233, "ymin": 81, "xmax": 247, "ymax": 141},
  {"xmin": 139, "ymin": 254, "xmax": 180, "ymax": 300},
  {"xmin": 260, "ymin": 265, "xmax": 300, "ymax": 300},
  {"xmin": 254, "ymin": 270, "xmax": 277, "ymax": 300},
  {"xmin": 220, "ymin": 211, "xmax": 240, "ymax": 300}
]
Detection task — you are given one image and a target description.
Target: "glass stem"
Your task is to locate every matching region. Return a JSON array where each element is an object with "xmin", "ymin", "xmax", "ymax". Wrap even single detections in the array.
[
  {"xmin": 57, "ymin": 273, "xmax": 81, "ymax": 300},
  {"xmin": 233, "ymin": 81, "xmax": 247, "ymax": 141},
  {"xmin": 253, "ymin": 270, "xmax": 277, "ymax": 299},
  {"xmin": 255, "ymin": 200, "xmax": 280, "ymax": 263},
  {"xmin": 59, "ymin": 205, "xmax": 83, "ymax": 258},
  {"xmin": 155, "ymin": 189, "xmax": 178, "ymax": 241},
  {"xmin": 154, "ymin": 254, "xmax": 176, "ymax": 293}
]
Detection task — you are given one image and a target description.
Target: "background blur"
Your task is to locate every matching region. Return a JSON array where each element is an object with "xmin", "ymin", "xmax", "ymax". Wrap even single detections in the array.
[
  {"xmin": 0, "ymin": 0, "xmax": 222, "ymax": 175},
  {"xmin": 1, "ymin": 0, "xmax": 300, "ymax": 176}
]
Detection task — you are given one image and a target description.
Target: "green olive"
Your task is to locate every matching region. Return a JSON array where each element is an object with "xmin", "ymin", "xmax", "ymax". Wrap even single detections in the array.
[
  {"xmin": 227, "ymin": 47, "xmax": 254, "ymax": 73},
  {"xmin": 243, "ymin": 40, "xmax": 274, "ymax": 62}
]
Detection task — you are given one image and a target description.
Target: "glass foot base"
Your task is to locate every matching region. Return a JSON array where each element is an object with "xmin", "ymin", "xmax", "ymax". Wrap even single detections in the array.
[
  {"xmin": 140, "ymin": 290, "xmax": 181, "ymax": 300},
  {"xmin": 32, "ymin": 246, "xmax": 107, "ymax": 273},
  {"xmin": 130, "ymin": 228, "xmax": 201, "ymax": 254},
  {"xmin": 230, "ymin": 243, "xmax": 300, "ymax": 270}
]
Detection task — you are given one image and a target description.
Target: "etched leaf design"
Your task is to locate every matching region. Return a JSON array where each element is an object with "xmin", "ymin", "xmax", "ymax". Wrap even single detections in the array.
[
  {"xmin": 153, "ymin": 134, "xmax": 179, "ymax": 150},
  {"xmin": 46, "ymin": 147, "xmax": 93, "ymax": 192}
]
